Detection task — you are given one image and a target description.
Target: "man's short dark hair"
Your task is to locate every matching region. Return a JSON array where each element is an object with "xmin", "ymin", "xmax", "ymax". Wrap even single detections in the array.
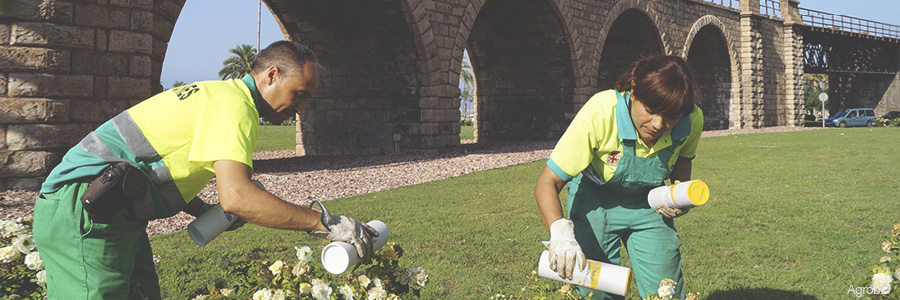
[{"xmin": 251, "ymin": 41, "xmax": 319, "ymax": 76}]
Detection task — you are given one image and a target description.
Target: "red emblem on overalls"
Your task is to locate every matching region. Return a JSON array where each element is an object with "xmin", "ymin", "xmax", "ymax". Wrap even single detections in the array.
[{"xmin": 607, "ymin": 151, "xmax": 620, "ymax": 166}]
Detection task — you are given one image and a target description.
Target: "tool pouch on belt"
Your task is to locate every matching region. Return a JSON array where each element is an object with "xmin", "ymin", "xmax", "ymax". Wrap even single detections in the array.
[{"xmin": 80, "ymin": 162, "xmax": 149, "ymax": 223}]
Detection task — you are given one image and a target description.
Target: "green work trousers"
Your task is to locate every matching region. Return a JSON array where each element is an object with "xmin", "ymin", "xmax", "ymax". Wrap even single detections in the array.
[
  {"xmin": 32, "ymin": 182, "xmax": 162, "ymax": 300},
  {"xmin": 568, "ymin": 174, "xmax": 684, "ymax": 300}
]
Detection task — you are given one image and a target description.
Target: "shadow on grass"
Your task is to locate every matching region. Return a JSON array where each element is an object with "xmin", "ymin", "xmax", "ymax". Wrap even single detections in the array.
[
  {"xmin": 704, "ymin": 287, "xmax": 818, "ymax": 300},
  {"xmin": 253, "ymin": 140, "xmax": 555, "ymax": 173}
]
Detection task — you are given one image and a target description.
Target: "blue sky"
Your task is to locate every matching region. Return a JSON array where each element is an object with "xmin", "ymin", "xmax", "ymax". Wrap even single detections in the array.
[{"xmin": 160, "ymin": 0, "xmax": 900, "ymax": 88}]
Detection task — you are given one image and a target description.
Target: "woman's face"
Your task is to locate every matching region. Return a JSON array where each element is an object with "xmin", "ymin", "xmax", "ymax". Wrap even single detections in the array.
[{"xmin": 629, "ymin": 95, "xmax": 680, "ymax": 144}]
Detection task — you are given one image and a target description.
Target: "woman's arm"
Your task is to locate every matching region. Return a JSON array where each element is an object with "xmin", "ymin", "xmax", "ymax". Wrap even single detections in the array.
[
  {"xmin": 535, "ymin": 166, "xmax": 569, "ymax": 229},
  {"xmin": 669, "ymin": 159, "xmax": 692, "ymax": 183}
]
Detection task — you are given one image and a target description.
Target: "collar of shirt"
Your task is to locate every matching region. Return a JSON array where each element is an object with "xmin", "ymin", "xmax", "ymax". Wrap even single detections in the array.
[{"xmin": 240, "ymin": 74, "xmax": 261, "ymax": 113}]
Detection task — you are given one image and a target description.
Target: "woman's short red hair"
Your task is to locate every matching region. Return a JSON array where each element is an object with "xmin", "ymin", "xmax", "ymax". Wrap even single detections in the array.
[{"xmin": 615, "ymin": 55, "xmax": 700, "ymax": 117}]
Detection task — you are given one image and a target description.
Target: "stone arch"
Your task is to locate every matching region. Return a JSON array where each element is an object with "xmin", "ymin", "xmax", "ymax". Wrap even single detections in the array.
[
  {"xmin": 595, "ymin": 6, "xmax": 666, "ymax": 91},
  {"xmin": 682, "ymin": 15, "xmax": 741, "ymax": 130},
  {"xmin": 264, "ymin": 0, "xmax": 426, "ymax": 155},
  {"xmin": 447, "ymin": 0, "xmax": 582, "ymax": 85},
  {"xmin": 464, "ymin": 0, "xmax": 576, "ymax": 141}
]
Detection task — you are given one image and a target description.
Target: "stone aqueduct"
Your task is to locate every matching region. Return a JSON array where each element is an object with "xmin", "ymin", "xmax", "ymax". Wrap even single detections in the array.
[{"xmin": 0, "ymin": 0, "xmax": 898, "ymax": 188}]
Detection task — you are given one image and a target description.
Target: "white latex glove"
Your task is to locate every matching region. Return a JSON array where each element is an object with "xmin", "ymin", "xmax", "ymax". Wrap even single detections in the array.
[
  {"xmin": 541, "ymin": 218, "xmax": 586, "ymax": 280},
  {"xmin": 655, "ymin": 180, "xmax": 691, "ymax": 218},
  {"xmin": 309, "ymin": 200, "xmax": 379, "ymax": 263}
]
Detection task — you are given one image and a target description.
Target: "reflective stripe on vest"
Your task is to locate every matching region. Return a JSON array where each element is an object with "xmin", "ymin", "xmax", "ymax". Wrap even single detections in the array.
[{"xmin": 77, "ymin": 111, "xmax": 187, "ymax": 219}]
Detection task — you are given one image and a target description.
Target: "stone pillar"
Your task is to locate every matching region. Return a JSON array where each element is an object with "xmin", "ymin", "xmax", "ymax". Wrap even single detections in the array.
[
  {"xmin": 0, "ymin": 0, "xmax": 164, "ymax": 189},
  {"xmin": 781, "ymin": 0, "xmax": 805, "ymax": 126},
  {"xmin": 738, "ymin": 0, "xmax": 763, "ymax": 128}
]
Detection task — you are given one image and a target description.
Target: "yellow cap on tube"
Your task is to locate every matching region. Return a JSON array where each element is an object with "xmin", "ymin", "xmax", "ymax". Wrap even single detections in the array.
[{"xmin": 686, "ymin": 180, "xmax": 710, "ymax": 206}]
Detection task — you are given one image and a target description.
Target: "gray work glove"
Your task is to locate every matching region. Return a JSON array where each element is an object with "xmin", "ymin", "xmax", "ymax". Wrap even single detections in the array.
[
  {"xmin": 541, "ymin": 218, "xmax": 586, "ymax": 280},
  {"xmin": 655, "ymin": 205, "xmax": 690, "ymax": 218},
  {"xmin": 655, "ymin": 180, "xmax": 691, "ymax": 218},
  {"xmin": 308, "ymin": 200, "xmax": 379, "ymax": 264}
]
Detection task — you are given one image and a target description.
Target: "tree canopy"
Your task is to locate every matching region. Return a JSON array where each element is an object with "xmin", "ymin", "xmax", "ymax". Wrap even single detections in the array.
[{"xmin": 219, "ymin": 44, "xmax": 257, "ymax": 80}]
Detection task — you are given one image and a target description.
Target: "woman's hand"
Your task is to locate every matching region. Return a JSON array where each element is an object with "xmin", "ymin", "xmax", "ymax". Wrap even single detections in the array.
[{"xmin": 542, "ymin": 218, "xmax": 586, "ymax": 280}]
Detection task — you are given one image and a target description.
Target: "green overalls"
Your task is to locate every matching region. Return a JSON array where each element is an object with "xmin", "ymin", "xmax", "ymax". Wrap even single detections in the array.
[
  {"xmin": 33, "ymin": 182, "xmax": 161, "ymax": 299},
  {"xmin": 566, "ymin": 93, "xmax": 686, "ymax": 300}
]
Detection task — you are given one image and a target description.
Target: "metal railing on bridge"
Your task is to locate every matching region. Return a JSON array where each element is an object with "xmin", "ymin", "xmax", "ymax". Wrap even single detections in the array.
[
  {"xmin": 702, "ymin": 0, "xmax": 739, "ymax": 10},
  {"xmin": 799, "ymin": 8, "xmax": 900, "ymax": 40}
]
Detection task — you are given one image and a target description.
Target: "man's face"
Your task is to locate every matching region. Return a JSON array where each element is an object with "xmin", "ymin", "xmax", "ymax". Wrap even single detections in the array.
[{"xmin": 260, "ymin": 61, "xmax": 320, "ymax": 124}]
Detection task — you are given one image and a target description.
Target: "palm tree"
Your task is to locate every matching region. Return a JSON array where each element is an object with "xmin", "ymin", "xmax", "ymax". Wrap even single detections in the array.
[
  {"xmin": 219, "ymin": 44, "xmax": 257, "ymax": 80},
  {"xmin": 459, "ymin": 52, "xmax": 475, "ymax": 121}
]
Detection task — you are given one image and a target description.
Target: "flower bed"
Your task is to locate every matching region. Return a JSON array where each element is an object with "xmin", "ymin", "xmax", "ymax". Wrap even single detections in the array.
[
  {"xmin": 188, "ymin": 243, "xmax": 427, "ymax": 300},
  {"xmin": 0, "ymin": 217, "xmax": 46, "ymax": 299},
  {"xmin": 858, "ymin": 223, "xmax": 900, "ymax": 298}
]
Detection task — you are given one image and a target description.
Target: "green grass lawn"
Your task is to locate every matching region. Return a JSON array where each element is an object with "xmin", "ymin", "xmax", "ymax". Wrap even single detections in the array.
[
  {"xmin": 153, "ymin": 127, "xmax": 900, "ymax": 299},
  {"xmin": 255, "ymin": 125, "xmax": 298, "ymax": 152},
  {"xmin": 460, "ymin": 125, "xmax": 475, "ymax": 140}
]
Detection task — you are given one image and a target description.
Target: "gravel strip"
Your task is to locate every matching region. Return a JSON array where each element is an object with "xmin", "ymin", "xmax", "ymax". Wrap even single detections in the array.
[{"xmin": 0, "ymin": 126, "xmax": 824, "ymax": 236}]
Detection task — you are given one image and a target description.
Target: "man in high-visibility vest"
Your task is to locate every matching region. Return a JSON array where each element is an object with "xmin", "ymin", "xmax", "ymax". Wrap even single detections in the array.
[{"xmin": 32, "ymin": 41, "xmax": 378, "ymax": 299}]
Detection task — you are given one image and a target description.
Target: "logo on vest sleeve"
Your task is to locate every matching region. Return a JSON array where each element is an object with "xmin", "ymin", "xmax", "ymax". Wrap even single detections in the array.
[{"xmin": 606, "ymin": 151, "xmax": 621, "ymax": 166}]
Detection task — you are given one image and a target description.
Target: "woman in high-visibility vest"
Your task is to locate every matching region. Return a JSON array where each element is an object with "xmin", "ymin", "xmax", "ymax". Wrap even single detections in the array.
[{"xmin": 536, "ymin": 55, "xmax": 704, "ymax": 300}]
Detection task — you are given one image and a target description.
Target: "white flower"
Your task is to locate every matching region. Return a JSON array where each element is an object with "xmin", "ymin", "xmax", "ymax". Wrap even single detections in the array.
[
  {"xmin": 366, "ymin": 286, "xmax": 387, "ymax": 300},
  {"xmin": 191, "ymin": 295, "xmax": 208, "ymax": 300},
  {"xmin": 35, "ymin": 270, "xmax": 46, "ymax": 285},
  {"xmin": 299, "ymin": 282, "xmax": 312, "ymax": 294},
  {"xmin": 269, "ymin": 260, "xmax": 284, "ymax": 275},
  {"xmin": 4, "ymin": 222, "xmax": 27, "ymax": 237},
  {"xmin": 410, "ymin": 267, "xmax": 428, "ymax": 287},
  {"xmin": 221, "ymin": 288, "xmax": 235, "ymax": 299},
  {"xmin": 393, "ymin": 266, "xmax": 411, "ymax": 285},
  {"xmin": 253, "ymin": 288, "xmax": 274, "ymax": 300},
  {"xmin": 153, "ymin": 255, "xmax": 161, "ymax": 270},
  {"xmin": 657, "ymin": 285, "xmax": 676, "ymax": 300},
  {"xmin": 372, "ymin": 277, "xmax": 383, "ymax": 288},
  {"xmin": 0, "ymin": 246, "xmax": 21, "ymax": 263},
  {"xmin": 312, "ymin": 281, "xmax": 332, "ymax": 300},
  {"xmin": 272, "ymin": 289, "xmax": 286, "ymax": 300},
  {"xmin": 292, "ymin": 261, "xmax": 310, "ymax": 277},
  {"xmin": 24, "ymin": 251, "xmax": 42, "ymax": 270},
  {"xmin": 295, "ymin": 245, "xmax": 313, "ymax": 264},
  {"xmin": 339, "ymin": 285, "xmax": 355, "ymax": 300},
  {"xmin": 0, "ymin": 220, "xmax": 13, "ymax": 237},
  {"xmin": 872, "ymin": 273, "xmax": 893, "ymax": 294},
  {"xmin": 894, "ymin": 268, "xmax": 900, "ymax": 280},
  {"xmin": 12, "ymin": 234, "xmax": 36, "ymax": 254},
  {"xmin": 358, "ymin": 274, "xmax": 371, "ymax": 288}
]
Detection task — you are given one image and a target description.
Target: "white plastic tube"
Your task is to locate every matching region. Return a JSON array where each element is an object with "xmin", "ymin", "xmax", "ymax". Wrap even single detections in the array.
[
  {"xmin": 647, "ymin": 180, "xmax": 710, "ymax": 209},
  {"xmin": 321, "ymin": 220, "xmax": 390, "ymax": 274},
  {"xmin": 188, "ymin": 180, "xmax": 264, "ymax": 247},
  {"xmin": 537, "ymin": 250, "xmax": 632, "ymax": 296},
  {"xmin": 188, "ymin": 204, "xmax": 238, "ymax": 246}
]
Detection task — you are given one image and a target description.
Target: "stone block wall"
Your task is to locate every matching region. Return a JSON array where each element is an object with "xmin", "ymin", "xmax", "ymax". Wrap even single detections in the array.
[{"xmin": 0, "ymin": 0, "xmax": 172, "ymax": 189}]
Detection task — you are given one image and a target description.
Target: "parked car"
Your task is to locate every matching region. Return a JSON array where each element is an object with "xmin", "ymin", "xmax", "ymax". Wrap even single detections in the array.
[
  {"xmin": 825, "ymin": 108, "xmax": 876, "ymax": 127},
  {"xmin": 882, "ymin": 111, "xmax": 900, "ymax": 121}
]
